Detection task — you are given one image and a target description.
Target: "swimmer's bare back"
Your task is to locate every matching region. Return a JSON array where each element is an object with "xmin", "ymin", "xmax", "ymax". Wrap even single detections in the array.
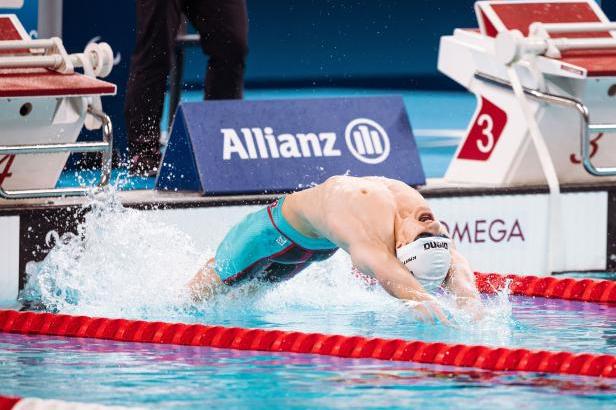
[
  {"xmin": 282, "ymin": 175, "xmax": 429, "ymax": 253},
  {"xmin": 189, "ymin": 176, "xmax": 428, "ymax": 302}
]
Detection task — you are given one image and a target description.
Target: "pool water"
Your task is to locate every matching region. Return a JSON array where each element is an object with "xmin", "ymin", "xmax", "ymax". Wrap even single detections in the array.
[{"xmin": 0, "ymin": 332, "xmax": 614, "ymax": 410}]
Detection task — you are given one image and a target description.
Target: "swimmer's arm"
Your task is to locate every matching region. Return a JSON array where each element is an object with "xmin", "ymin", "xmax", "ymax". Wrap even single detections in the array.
[
  {"xmin": 350, "ymin": 242, "xmax": 450, "ymax": 324},
  {"xmin": 187, "ymin": 258, "xmax": 223, "ymax": 303},
  {"xmin": 438, "ymin": 226, "xmax": 483, "ymax": 313},
  {"xmin": 445, "ymin": 249, "xmax": 484, "ymax": 318},
  {"xmin": 349, "ymin": 242, "xmax": 432, "ymax": 302}
]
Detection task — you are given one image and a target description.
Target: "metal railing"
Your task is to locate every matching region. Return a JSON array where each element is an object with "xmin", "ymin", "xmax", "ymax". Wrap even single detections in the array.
[
  {"xmin": 474, "ymin": 71, "xmax": 616, "ymax": 177},
  {"xmin": 0, "ymin": 106, "xmax": 113, "ymax": 199}
]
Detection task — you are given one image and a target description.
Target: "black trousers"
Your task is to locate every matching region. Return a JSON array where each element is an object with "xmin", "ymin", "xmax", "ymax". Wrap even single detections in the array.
[{"xmin": 124, "ymin": 0, "xmax": 248, "ymax": 160}]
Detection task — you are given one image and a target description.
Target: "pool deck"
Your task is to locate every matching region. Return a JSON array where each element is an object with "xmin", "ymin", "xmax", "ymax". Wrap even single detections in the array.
[{"xmin": 1, "ymin": 177, "xmax": 616, "ymax": 210}]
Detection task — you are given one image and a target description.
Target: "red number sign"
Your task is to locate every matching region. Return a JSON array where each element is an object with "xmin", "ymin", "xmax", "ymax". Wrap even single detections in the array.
[
  {"xmin": 570, "ymin": 133, "xmax": 603, "ymax": 164},
  {"xmin": 0, "ymin": 155, "xmax": 15, "ymax": 186},
  {"xmin": 457, "ymin": 97, "xmax": 507, "ymax": 161}
]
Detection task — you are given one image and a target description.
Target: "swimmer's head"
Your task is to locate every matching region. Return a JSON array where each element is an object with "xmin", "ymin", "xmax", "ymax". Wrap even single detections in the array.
[
  {"xmin": 396, "ymin": 233, "xmax": 451, "ymax": 292},
  {"xmin": 394, "ymin": 203, "xmax": 442, "ymax": 248}
]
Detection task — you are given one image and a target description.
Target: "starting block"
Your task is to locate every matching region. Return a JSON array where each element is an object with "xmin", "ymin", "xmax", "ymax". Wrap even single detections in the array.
[
  {"xmin": 0, "ymin": 14, "xmax": 116, "ymax": 199},
  {"xmin": 439, "ymin": 0, "xmax": 616, "ymax": 186}
]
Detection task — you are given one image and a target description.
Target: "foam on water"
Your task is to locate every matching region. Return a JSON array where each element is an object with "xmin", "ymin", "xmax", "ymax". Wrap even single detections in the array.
[
  {"xmin": 20, "ymin": 187, "xmax": 203, "ymax": 318},
  {"xmin": 19, "ymin": 187, "xmax": 514, "ymax": 340}
]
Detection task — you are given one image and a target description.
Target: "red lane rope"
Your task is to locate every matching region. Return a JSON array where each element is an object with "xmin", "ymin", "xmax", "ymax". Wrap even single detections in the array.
[
  {"xmin": 0, "ymin": 396, "xmax": 19, "ymax": 410},
  {"xmin": 0, "ymin": 395, "xmax": 130, "ymax": 410},
  {"xmin": 1, "ymin": 310, "xmax": 614, "ymax": 378},
  {"xmin": 474, "ymin": 272, "xmax": 616, "ymax": 303}
]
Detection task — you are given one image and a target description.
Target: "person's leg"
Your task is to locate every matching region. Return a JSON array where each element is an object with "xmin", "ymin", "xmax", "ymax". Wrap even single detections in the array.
[
  {"xmin": 188, "ymin": 205, "xmax": 287, "ymax": 301},
  {"xmin": 184, "ymin": 0, "xmax": 248, "ymax": 100},
  {"xmin": 124, "ymin": 0, "xmax": 182, "ymax": 175},
  {"xmin": 187, "ymin": 257, "xmax": 223, "ymax": 302}
]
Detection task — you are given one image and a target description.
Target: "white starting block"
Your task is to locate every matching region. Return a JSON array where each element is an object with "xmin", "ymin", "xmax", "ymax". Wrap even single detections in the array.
[
  {"xmin": 0, "ymin": 14, "xmax": 116, "ymax": 199},
  {"xmin": 438, "ymin": 0, "xmax": 616, "ymax": 186}
]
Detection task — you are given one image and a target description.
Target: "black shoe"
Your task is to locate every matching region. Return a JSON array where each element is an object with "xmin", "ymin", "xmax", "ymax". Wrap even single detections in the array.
[{"xmin": 129, "ymin": 152, "xmax": 161, "ymax": 177}]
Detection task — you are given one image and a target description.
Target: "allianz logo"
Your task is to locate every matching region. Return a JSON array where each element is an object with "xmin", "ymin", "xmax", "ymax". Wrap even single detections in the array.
[{"xmin": 221, "ymin": 118, "xmax": 391, "ymax": 164}]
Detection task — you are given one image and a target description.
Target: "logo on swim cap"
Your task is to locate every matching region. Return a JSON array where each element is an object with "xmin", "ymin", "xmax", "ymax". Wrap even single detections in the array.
[
  {"xmin": 396, "ymin": 236, "xmax": 451, "ymax": 292},
  {"xmin": 345, "ymin": 118, "xmax": 390, "ymax": 164},
  {"xmin": 423, "ymin": 241, "xmax": 449, "ymax": 251}
]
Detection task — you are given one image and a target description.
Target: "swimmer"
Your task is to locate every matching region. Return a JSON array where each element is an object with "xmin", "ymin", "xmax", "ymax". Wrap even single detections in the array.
[{"xmin": 189, "ymin": 176, "xmax": 483, "ymax": 323}]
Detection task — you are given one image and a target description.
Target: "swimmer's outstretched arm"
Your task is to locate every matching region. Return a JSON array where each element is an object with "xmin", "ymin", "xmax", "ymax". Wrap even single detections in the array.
[
  {"xmin": 187, "ymin": 258, "xmax": 223, "ymax": 302},
  {"xmin": 445, "ymin": 249, "xmax": 484, "ymax": 319},
  {"xmin": 349, "ymin": 242, "xmax": 449, "ymax": 324}
]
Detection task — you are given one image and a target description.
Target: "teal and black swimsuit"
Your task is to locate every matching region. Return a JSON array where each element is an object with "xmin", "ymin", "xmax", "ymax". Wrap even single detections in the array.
[{"xmin": 214, "ymin": 197, "xmax": 339, "ymax": 286}]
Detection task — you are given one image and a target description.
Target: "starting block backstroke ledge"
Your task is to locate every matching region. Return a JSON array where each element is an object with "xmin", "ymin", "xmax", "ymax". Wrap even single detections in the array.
[
  {"xmin": 439, "ymin": 0, "xmax": 616, "ymax": 185},
  {"xmin": 0, "ymin": 14, "xmax": 116, "ymax": 199}
]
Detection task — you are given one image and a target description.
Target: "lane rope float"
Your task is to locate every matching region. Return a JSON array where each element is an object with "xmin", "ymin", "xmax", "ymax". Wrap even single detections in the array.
[
  {"xmin": 0, "ymin": 309, "xmax": 614, "ymax": 378},
  {"xmin": 474, "ymin": 272, "xmax": 616, "ymax": 303}
]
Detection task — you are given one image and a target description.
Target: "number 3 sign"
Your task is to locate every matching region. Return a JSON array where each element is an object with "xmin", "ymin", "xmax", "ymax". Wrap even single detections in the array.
[
  {"xmin": 458, "ymin": 97, "xmax": 507, "ymax": 161},
  {"xmin": 0, "ymin": 155, "xmax": 15, "ymax": 186}
]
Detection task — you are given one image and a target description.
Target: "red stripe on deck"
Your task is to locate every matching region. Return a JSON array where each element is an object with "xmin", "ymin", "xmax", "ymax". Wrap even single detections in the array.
[
  {"xmin": 559, "ymin": 53, "xmax": 616, "ymax": 76},
  {"xmin": 483, "ymin": 2, "xmax": 616, "ymax": 76},
  {"xmin": 0, "ymin": 17, "xmax": 22, "ymax": 41},
  {"xmin": 0, "ymin": 17, "xmax": 27, "ymax": 56},
  {"xmin": 490, "ymin": 2, "xmax": 606, "ymax": 38},
  {"xmin": 0, "ymin": 68, "xmax": 117, "ymax": 97}
]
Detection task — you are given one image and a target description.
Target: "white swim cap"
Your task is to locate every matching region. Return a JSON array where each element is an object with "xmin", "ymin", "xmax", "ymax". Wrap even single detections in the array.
[{"xmin": 396, "ymin": 235, "xmax": 452, "ymax": 292}]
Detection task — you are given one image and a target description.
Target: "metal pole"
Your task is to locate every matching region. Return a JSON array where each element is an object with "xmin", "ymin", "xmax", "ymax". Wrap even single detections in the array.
[{"xmin": 37, "ymin": 0, "xmax": 63, "ymax": 38}]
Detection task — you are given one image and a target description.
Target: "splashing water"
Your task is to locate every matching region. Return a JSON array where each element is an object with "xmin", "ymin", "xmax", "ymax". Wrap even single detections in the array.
[
  {"xmin": 20, "ymin": 187, "xmax": 206, "ymax": 318},
  {"xmin": 19, "ymin": 186, "xmax": 514, "ymax": 343}
]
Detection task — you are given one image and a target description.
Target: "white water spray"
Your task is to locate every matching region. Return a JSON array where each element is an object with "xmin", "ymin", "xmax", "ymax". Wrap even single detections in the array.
[{"xmin": 20, "ymin": 187, "xmax": 206, "ymax": 318}]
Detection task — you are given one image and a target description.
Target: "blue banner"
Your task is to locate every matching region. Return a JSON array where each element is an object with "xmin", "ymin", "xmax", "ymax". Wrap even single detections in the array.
[{"xmin": 156, "ymin": 96, "xmax": 425, "ymax": 195}]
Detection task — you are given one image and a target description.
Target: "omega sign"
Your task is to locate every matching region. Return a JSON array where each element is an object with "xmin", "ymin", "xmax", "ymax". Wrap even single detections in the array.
[
  {"xmin": 440, "ymin": 218, "xmax": 525, "ymax": 244},
  {"xmin": 221, "ymin": 118, "xmax": 391, "ymax": 164}
]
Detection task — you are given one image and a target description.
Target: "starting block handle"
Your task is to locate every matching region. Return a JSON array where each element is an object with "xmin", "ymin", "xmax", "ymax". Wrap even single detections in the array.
[
  {"xmin": 499, "ymin": 22, "xmax": 616, "ymax": 62},
  {"xmin": 551, "ymin": 37, "xmax": 616, "ymax": 51},
  {"xmin": 584, "ymin": 124, "xmax": 616, "ymax": 176},
  {"xmin": 0, "ymin": 54, "xmax": 64, "ymax": 69},
  {"xmin": 0, "ymin": 106, "xmax": 113, "ymax": 199},
  {"xmin": 530, "ymin": 22, "xmax": 616, "ymax": 34},
  {"xmin": 474, "ymin": 71, "xmax": 616, "ymax": 177},
  {"xmin": 0, "ymin": 38, "xmax": 114, "ymax": 77},
  {"xmin": 0, "ymin": 39, "xmax": 57, "ymax": 50}
]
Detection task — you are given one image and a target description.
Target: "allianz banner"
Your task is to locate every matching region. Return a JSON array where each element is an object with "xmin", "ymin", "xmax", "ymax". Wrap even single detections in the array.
[{"xmin": 156, "ymin": 96, "xmax": 425, "ymax": 195}]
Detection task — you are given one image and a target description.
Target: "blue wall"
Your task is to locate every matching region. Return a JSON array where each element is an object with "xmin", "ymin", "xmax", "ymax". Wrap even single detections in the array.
[
  {"xmin": 2, "ymin": 0, "xmax": 612, "ymax": 164},
  {"xmin": 603, "ymin": 0, "xmax": 616, "ymax": 19},
  {"xmin": 182, "ymin": 0, "xmax": 478, "ymax": 89},
  {"xmin": 182, "ymin": 0, "xmax": 611, "ymax": 88}
]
